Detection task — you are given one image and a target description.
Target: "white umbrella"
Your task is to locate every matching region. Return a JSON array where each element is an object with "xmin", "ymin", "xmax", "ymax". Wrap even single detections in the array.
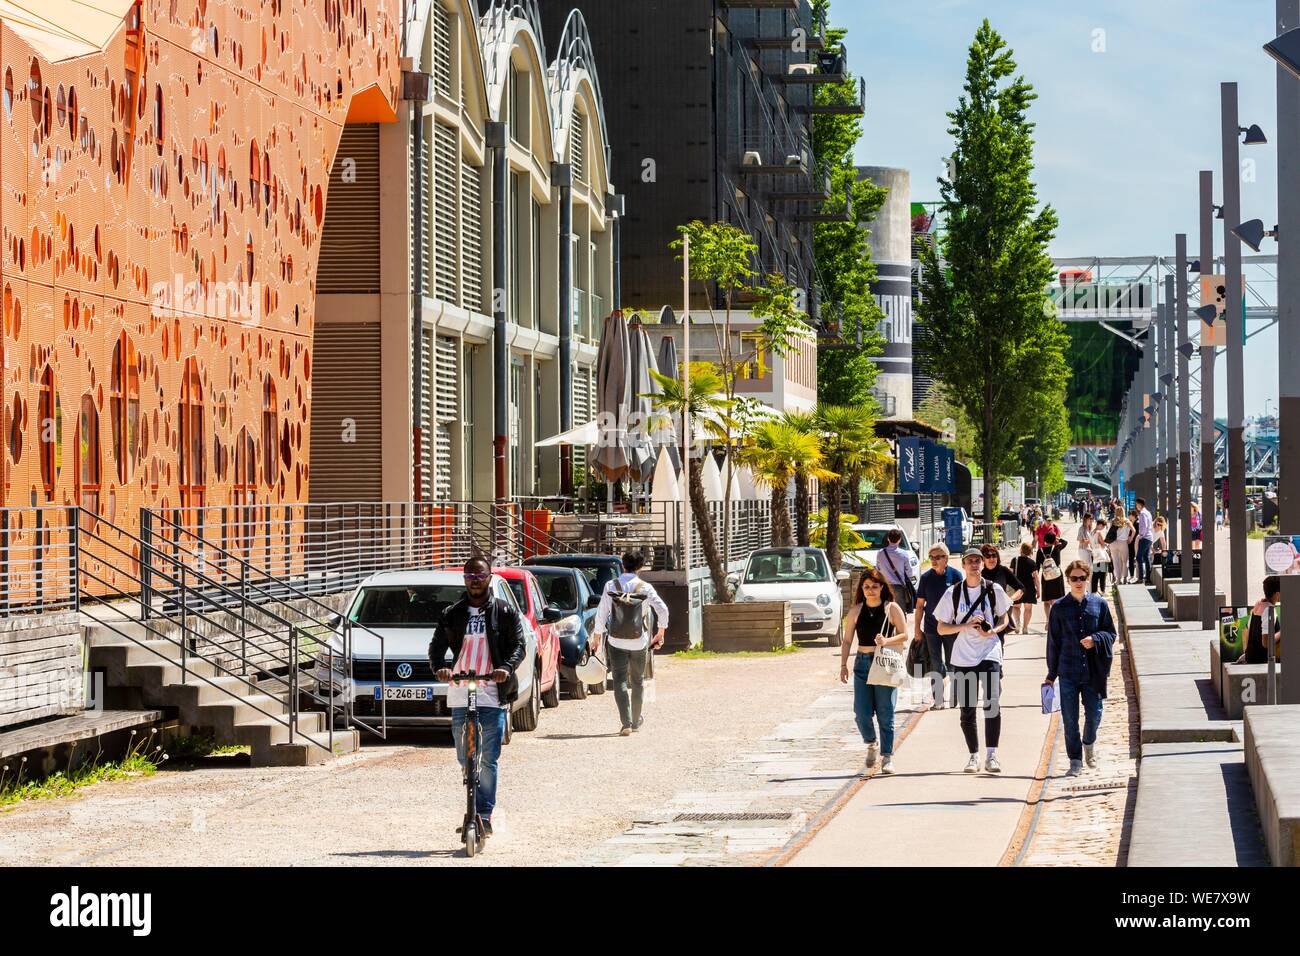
[
  {"xmin": 535, "ymin": 419, "xmax": 601, "ymax": 448},
  {"xmin": 701, "ymin": 452, "xmax": 725, "ymax": 501},
  {"xmin": 735, "ymin": 465, "xmax": 760, "ymax": 502},
  {"xmin": 649, "ymin": 446, "xmax": 680, "ymax": 547}
]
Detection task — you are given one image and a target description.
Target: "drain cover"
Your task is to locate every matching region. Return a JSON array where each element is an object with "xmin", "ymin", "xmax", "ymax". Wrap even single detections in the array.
[
  {"xmin": 1060, "ymin": 780, "xmax": 1129, "ymax": 792},
  {"xmin": 673, "ymin": 811, "xmax": 795, "ymax": 823}
]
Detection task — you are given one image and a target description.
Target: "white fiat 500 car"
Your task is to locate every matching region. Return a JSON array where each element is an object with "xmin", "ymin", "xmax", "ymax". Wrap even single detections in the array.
[
  {"xmin": 312, "ymin": 570, "xmax": 540, "ymax": 738},
  {"xmin": 843, "ymin": 523, "xmax": 920, "ymax": 588},
  {"xmin": 730, "ymin": 547, "xmax": 849, "ymax": 647}
]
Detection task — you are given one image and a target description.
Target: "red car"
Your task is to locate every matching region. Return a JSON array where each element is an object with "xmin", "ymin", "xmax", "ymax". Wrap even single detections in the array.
[{"xmin": 497, "ymin": 568, "xmax": 562, "ymax": 710}]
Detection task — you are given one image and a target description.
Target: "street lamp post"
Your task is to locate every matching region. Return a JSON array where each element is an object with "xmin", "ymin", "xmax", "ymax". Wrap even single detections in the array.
[
  {"xmin": 1163, "ymin": 274, "xmax": 1177, "ymax": 545},
  {"xmin": 1221, "ymin": 82, "xmax": 1249, "ymax": 607},
  {"xmin": 1273, "ymin": 0, "xmax": 1300, "ymax": 702},
  {"xmin": 1199, "ymin": 170, "xmax": 1218, "ymax": 630},
  {"xmin": 1176, "ymin": 234, "xmax": 1194, "ymax": 580}
]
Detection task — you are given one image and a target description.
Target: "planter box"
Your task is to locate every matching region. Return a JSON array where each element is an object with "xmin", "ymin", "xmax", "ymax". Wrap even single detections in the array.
[{"xmin": 703, "ymin": 602, "xmax": 791, "ymax": 653}]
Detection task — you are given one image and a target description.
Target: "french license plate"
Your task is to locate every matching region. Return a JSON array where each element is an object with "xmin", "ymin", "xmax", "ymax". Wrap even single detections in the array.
[{"xmin": 374, "ymin": 686, "xmax": 434, "ymax": 702}]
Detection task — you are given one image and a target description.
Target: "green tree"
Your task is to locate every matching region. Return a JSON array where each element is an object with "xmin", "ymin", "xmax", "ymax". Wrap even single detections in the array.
[
  {"xmin": 915, "ymin": 381, "xmax": 977, "ymax": 464},
  {"xmin": 781, "ymin": 410, "xmax": 819, "ymax": 545},
  {"xmin": 1017, "ymin": 399, "xmax": 1071, "ymax": 495},
  {"xmin": 915, "ymin": 20, "xmax": 1069, "ymax": 521},
  {"xmin": 739, "ymin": 420, "xmax": 835, "ymax": 547}
]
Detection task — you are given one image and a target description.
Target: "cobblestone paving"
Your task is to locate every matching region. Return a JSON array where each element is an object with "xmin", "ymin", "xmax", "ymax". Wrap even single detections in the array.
[
  {"xmin": 581, "ymin": 677, "xmax": 931, "ymax": 866},
  {"xmin": 1018, "ymin": 591, "xmax": 1139, "ymax": 867}
]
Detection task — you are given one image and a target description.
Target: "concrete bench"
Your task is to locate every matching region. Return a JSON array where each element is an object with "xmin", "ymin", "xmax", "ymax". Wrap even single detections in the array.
[
  {"xmin": 1243, "ymin": 706, "xmax": 1300, "ymax": 866},
  {"xmin": 1128, "ymin": 741, "xmax": 1269, "ymax": 866},
  {"xmin": 1115, "ymin": 585, "xmax": 1171, "ymax": 631},
  {"xmin": 1167, "ymin": 582, "xmax": 1225, "ymax": 622},
  {"xmin": 1128, "ymin": 628, "xmax": 1235, "ymax": 743},
  {"xmin": 1222, "ymin": 662, "xmax": 1282, "ymax": 719}
]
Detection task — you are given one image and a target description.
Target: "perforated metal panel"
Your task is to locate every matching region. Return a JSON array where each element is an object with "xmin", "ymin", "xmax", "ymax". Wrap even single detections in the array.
[
  {"xmin": 461, "ymin": 161, "xmax": 484, "ymax": 313},
  {"xmin": 431, "ymin": 2, "xmax": 453, "ymax": 99},
  {"xmin": 571, "ymin": 109, "xmax": 586, "ymax": 184}
]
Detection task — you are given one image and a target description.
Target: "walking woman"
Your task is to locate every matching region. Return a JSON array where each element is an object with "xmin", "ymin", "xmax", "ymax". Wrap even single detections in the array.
[
  {"xmin": 1191, "ymin": 502, "xmax": 1203, "ymax": 551},
  {"xmin": 1152, "ymin": 516, "xmax": 1169, "ymax": 573},
  {"xmin": 1037, "ymin": 531, "xmax": 1067, "ymax": 622},
  {"xmin": 1109, "ymin": 516, "xmax": 1131, "ymax": 585},
  {"xmin": 1077, "ymin": 513, "xmax": 1095, "ymax": 564},
  {"xmin": 1126, "ymin": 509, "xmax": 1140, "ymax": 582},
  {"xmin": 1011, "ymin": 541, "xmax": 1039, "ymax": 634},
  {"xmin": 1090, "ymin": 519, "xmax": 1111, "ymax": 594},
  {"xmin": 934, "ymin": 548, "xmax": 1012, "ymax": 774},
  {"xmin": 839, "ymin": 567, "xmax": 910, "ymax": 775}
]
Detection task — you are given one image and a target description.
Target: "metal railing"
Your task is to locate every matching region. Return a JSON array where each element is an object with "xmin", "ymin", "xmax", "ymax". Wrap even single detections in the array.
[{"xmin": 0, "ymin": 506, "xmax": 77, "ymax": 618}]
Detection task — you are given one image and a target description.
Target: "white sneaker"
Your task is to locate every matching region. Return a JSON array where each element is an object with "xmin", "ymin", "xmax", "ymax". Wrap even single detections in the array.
[
  {"xmin": 930, "ymin": 698, "xmax": 947, "ymax": 711},
  {"xmin": 1066, "ymin": 759, "xmax": 1084, "ymax": 777},
  {"xmin": 985, "ymin": 754, "xmax": 1002, "ymax": 774},
  {"xmin": 963, "ymin": 754, "xmax": 980, "ymax": 773},
  {"xmin": 879, "ymin": 756, "xmax": 895, "ymax": 774},
  {"xmin": 1084, "ymin": 744, "xmax": 1097, "ymax": 768},
  {"xmin": 865, "ymin": 742, "xmax": 879, "ymax": 769}
]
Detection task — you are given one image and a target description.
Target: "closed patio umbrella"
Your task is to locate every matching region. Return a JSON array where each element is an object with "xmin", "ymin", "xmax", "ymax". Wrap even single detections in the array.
[
  {"xmin": 591, "ymin": 312, "xmax": 631, "ymax": 483},
  {"xmin": 625, "ymin": 319, "xmax": 659, "ymax": 482},
  {"xmin": 655, "ymin": 335, "xmax": 682, "ymax": 473}
]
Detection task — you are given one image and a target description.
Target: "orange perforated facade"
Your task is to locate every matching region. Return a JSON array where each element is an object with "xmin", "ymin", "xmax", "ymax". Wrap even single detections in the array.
[{"xmin": 0, "ymin": 0, "xmax": 400, "ymax": 525}]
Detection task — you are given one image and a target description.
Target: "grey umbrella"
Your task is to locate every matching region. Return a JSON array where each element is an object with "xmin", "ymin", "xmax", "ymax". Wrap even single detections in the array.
[
  {"xmin": 655, "ymin": 333, "xmax": 682, "ymax": 473},
  {"xmin": 591, "ymin": 312, "xmax": 632, "ymax": 482},
  {"xmin": 625, "ymin": 319, "xmax": 659, "ymax": 482}
]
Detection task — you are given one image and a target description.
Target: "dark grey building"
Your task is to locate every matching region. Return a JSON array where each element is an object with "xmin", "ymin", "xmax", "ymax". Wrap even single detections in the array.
[{"xmin": 537, "ymin": 0, "xmax": 862, "ymax": 314}]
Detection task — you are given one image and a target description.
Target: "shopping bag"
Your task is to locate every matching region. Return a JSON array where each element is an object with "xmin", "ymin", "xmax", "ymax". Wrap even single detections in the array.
[
  {"xmin": 1041, "ymin": 679, "xmax": 1061, "ymax": 714},
  {"xmin": 867, "ymin": 645, "xmax": 908, "ymax": 688}
]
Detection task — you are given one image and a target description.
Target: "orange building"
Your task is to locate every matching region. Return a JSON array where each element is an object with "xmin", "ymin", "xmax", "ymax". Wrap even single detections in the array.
[{"xmin": 0, "ymin": 0, "xmax": 400, "ymax": 526}]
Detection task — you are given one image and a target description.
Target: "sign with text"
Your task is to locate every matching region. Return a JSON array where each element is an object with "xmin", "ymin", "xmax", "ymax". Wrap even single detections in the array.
[
  {"xmin": 1263, "ymin": 535, "xmax": 1300, "ymax": 575},
  {"xmin": 899, "ymin": 437, "xmax": 922, "ymax": 493}
]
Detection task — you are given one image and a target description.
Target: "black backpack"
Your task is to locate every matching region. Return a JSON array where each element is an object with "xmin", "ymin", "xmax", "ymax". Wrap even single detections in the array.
[
  {"xmin": 950, "ymin": 583, "xmax": 994, "ymax": 626},
  {"xmin": 608, "ymin": 579, "xmax": 650, "ymax": 641}
]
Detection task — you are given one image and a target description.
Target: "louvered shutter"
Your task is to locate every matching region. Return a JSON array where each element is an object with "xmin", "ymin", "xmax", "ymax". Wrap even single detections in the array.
[
  {"xmin": 461, "ymin": 161, "xmax": 483, "ymax": 313},
  {"xmin": 319, "ymin": 125, "xmax": 380, "ymax": 294},
  {"xmin": 570, "ymin": 110, "xmax": 586, "ymax": 184},
  {"xmin": 435, "ymin": 336, "xmax": 458, "ymax": 499},
  {"xmin": 419, "ymin": 333, "xmax": 433, "ymax": 500},
  {"xmin": 411, "ymin": 122, "xmax": 431, "ymax": 297},
  {"xmin": 431, "ymin": 3, "xmax": 452, "ymax": 99},
  {"xmin": 310, "ymin": 323, "xmax": 383, "ymax": 501},
  {"xmin": 572, "ymin": 366, "xmax": 591, "ymax": 470},
  {"xmin": 432, "ymin": 122, "xmax": 459, "ymax": 304}
]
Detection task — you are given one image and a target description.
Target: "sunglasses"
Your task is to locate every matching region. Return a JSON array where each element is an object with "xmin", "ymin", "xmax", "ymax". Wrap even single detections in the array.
[
  {"xmin": 464, "ymin": 573, "xmax": 491, "ymax": 583},
  {"xmin": 929, "ymin": 554, "xmax": 947, "ymax": 561},
  {"xmin": 861, "ymin": 581, "xmax": 883, "ymax": 589},
  {"xmin": 1068, "ymin": 575, "xmax": 1089, "ymax": 583}
]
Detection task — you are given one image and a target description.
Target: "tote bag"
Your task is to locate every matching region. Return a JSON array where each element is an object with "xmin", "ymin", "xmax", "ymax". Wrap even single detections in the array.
[{"xmin": 866, "ymin": 610, "xmax": 908, "ymax": 688}]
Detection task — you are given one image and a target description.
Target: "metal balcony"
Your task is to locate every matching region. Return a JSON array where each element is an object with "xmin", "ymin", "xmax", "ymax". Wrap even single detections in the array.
[
  {"xmin": 769, "ymin": 161, "xmax": 832, "ymax": 203},
  {"xmin": 777, "ymin": 48, "xmax": 851, "ymax": 85},
  {"xmin": 720, "ymin": 0, "xmax": 800, "ymax": 8},
  {"xmin": 798, "ymin": 76, "xmax": 866, "ymax": 115}
]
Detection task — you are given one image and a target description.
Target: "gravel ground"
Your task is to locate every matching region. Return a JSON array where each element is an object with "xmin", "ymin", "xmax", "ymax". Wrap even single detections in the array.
[{"xmin": 0, "ymin": 643, "xmax": 847, "ymax": 867}]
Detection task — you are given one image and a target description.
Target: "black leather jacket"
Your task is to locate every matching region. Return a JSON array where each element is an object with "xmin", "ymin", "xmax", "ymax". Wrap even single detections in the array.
[{"xmin": 428, "ymin": 597, "xmax": 527, "ymax": 704}]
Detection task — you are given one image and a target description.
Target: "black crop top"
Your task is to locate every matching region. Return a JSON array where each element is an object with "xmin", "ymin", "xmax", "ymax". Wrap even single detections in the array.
[{"xmin": 855, "ymin": 601, "xmax": 890, "ymax": 650}]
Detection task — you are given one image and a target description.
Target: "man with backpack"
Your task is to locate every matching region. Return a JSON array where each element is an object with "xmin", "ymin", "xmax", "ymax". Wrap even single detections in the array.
[
  {"xmin": 877, "ymin": 528, "xmax": 917, "ymax": 614},
  {"xmin": 590, "ymin": 551, "xmax": 670, "ymax": 736}
]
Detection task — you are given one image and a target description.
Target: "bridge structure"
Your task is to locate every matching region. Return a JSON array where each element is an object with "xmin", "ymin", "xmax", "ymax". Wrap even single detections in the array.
[{"xmin": 1051, "ymin": 253, "xmax": 1280, "ymax": 493}]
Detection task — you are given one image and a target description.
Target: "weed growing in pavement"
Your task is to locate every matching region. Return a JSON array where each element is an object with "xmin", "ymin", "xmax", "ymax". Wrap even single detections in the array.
[
  {"xmin": 0, "ymin": 730, "xmax": 165, "ymax": 808},
  {"xmin": 673, "ymin": 644, "xmax": 802, "ymax": 660}
]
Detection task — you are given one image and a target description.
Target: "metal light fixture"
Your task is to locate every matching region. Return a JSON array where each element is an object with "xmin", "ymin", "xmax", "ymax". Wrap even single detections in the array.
[
  {"xmin": 1230, "ymin": 218, "xmax": 1279, "ymax": 253},
  {"xmin": 1240, "ymin": 124, "xmax": 1268, "ymax": 146},
  {"xmin": 1160, "ymin": 372, "xmax": 1175, "ymax": 385},
  {"xmin": 1214, "ymin": 203, "xmax": 1225, "ymax": 220},
  {"xmin": 1178, "ymin": 341, "xmax": 1197, "ymax": 359},
  {"xmin": 1265, "ymin": 27, "xmax": 1300, "ymax": 82},
  {"xmin": 1188, "ymin": 259, "xmax": 1201, "ymax": 273},
  {"xmin": 1195, "ymin": 304, "xmax": 1219, "ymax": 324},
  {"xmin": 1152, "ymin": 392, "xmax": 1164, "ymax": 403}
]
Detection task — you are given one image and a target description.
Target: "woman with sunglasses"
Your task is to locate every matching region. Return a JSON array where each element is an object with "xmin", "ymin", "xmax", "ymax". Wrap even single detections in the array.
[
  {"xmin": 1045, "ymin": 559, "xmax": 1117, "ymax": 776},
  {"xmin": 840, "ymin": 567, "xmax": 910, "ymax": 775}
]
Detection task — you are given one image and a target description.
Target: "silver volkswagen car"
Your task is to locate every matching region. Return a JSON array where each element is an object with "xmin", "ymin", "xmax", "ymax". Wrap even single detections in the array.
[{"xmin": 313, "ymin": 570, "xmax": 540, "ymax": 735}]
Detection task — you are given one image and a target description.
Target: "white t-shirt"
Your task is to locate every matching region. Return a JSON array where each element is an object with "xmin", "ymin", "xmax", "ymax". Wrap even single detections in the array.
[
  {"xmin": 446, "ymin": 606, "xmax": 501, "ymax": 709},
  {"xmin": 933, "ymin": 580, "xmax": 1011, "ymax": 667},
  {"xmin": 594, "ymin": 573, "xmax": 671, "ymax": 651}
]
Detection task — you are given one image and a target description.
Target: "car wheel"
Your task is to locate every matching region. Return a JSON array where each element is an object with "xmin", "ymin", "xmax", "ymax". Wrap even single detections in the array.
[
  {"xmin": 828, "ymin": 623, "xmax": 843, "ymax": 647},
  {"xmin": 541, "ymin": 660, "xmax": 561, "ymax": 709},
  {"xmin": 567, "ymin": 673, "xmax": 588, "ymax": 700},
  {"xmin": 512, "ymin": 675, "xmax": 541, "ymax": 732}
]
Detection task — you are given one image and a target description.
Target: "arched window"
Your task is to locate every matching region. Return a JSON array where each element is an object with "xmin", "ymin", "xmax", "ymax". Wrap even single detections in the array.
[
  {"xmin": 179, "ymin": 358, "xmax": 205, "ymax": 509},
  {"xmin": 261, "ymin": 376, "xmax": 277, "ymax": 488},
  {"xmin": 110, "ymin": 333, "xmax": 140, "ymax": 483},
  {"xmin": 232, "ymin": 426, "xmax": 257, "ymax": 552},
  {"xmin": 38, "ymin": 365, "xmax": 60, "ymax": 496},
  {"xmin": 78, "ymin": 394, "xmax": 100, "ymax": 513}
]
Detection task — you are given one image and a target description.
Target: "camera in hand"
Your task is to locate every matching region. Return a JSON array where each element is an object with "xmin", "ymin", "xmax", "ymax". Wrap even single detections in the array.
[{"xmin": 976, "ymin": 619, "xmax": 993, "ymax": 633}]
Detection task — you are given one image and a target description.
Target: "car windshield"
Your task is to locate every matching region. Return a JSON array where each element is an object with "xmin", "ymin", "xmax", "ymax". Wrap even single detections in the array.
[
  {"xmin": 532, "ymin": 572, "xmax": 579, "ymax": 611},
  {"xmin": 744, "ymin": 550, "xmax": 831, "ymax": 584},
  {"xmin": 349, "ymin": 585, "xmax": 463, "ymax": 627},
  {"xmin": 851, "ymin": 529, "xmax": 896, "ymax": 550}
]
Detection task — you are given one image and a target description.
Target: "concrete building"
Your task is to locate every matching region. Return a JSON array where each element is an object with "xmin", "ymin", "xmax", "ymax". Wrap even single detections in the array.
[
  {"xmin": 857, "ymin": 166, "xmax": 913, "ymax": 421},
  {"xmin": 539, "ymin": 0, "xmax": 861, "ymax": 318},
  {"xmin": 313, "ymin": 0, "xmax": 619, "ymax": 504}
]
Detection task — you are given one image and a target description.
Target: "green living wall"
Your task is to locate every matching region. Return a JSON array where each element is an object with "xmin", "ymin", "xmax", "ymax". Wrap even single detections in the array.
[{"xmin": 1064, "ymin": 321, "xmax": 1141, "ymax": 447}]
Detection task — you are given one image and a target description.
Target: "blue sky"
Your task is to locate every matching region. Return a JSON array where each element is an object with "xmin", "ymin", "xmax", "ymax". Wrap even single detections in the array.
[{"xmin": 839, "ymin": 0, "xmax": 1282, "ymax": 418}]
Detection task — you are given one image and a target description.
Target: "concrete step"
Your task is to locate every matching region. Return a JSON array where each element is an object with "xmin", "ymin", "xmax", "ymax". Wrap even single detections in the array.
[
  {"xmin": 253, "ymin": 727, "xmax": 361, "ymax": 767},
  {"xmin": 83, "ymin": 618, "xmax": 180, "ymax": 647},
  {"xmin": 196, "ymin": 693, "xmax": 290, "ymax": 736}
]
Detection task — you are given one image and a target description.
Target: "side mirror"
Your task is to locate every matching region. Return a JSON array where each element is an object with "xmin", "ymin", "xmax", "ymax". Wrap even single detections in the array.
[
  {"xmin": 587, "ymin": 594, "xmax": 602, "ymax": 609},
  {"xmin": 726, "ymin": 573, "xmax": 740, "ymax": 587},
  {"xmin": 835, "ymin": 569, "xmax": 850, "ymax": 581},
  {"xmin": 326, "ymin": 613, "xmax": 343, "ymax": 631},
  {"xmin": 541, "ymin": 606, "xmax": 564, "ymax": 623},
  {"xmin": 911, "ymin": 542, "xmax": 921, "ymax": 556}
]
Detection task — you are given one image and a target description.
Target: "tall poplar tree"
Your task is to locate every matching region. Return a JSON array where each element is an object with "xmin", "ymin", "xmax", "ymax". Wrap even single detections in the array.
[{"xmin": 915, "ymin": 20, "xmax": 1069, "ymax": 520}]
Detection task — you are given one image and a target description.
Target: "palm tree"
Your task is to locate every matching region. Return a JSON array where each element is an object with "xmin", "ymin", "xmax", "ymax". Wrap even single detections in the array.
[
  {"xmin": 814, "ymin": 404, "xmax": 878, "ymax": 569},
  {"xmin": 781, "ymin": 410, "xmax": 819, "ymax": 546},
  {"xmin": 738, "ymin": 420, "xmax": 835, "ymax": 547},
  {"xmin": 647, "ymin": 363, "xmax": 735, "ymax": 601},
  {"xmin": 810, "ymin": 509, "xmax": 870, "ymax": 554}
]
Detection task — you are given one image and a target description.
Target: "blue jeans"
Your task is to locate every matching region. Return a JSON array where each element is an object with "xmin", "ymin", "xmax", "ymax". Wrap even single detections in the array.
[
  {"xmin": 852, "ymin": 653, "xmax": 898, "ymax": 754},
  {"xmin": 1058, "ymin": 676, "xmax": 1103, "ymax": 761},
  {"xmin": 1135, "ymin": 537, "xmax": 1153, "ymax": 583},
  {"xmin": 451, "ymin": 706, "xmax": 507, "ymax": 819}
]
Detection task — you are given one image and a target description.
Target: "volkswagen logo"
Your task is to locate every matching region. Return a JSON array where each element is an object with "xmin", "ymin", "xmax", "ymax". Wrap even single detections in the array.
[{"xmin": 396, "ymin": 663, "xmax": 413, "ymax": 680}]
